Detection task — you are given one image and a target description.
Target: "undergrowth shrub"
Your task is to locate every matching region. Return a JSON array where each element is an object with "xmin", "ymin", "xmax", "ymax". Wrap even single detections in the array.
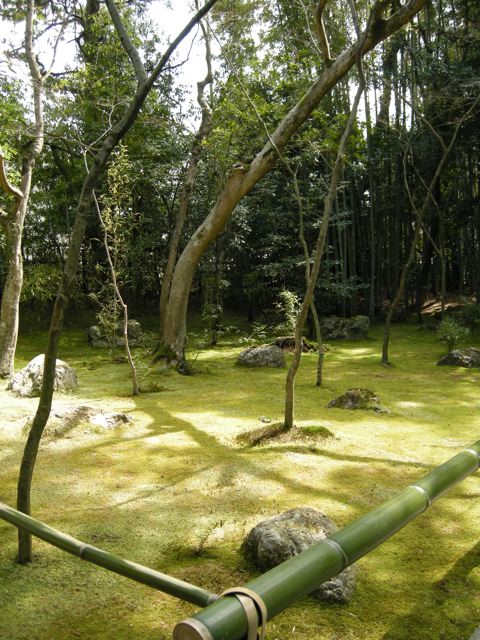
[
  {"xmin": 459, "ymin": 303, "xmax": 480, "ymax": 336},
  {"xmin": 437, "ymin": 316, "xmax": 470, "ymax": 352}
]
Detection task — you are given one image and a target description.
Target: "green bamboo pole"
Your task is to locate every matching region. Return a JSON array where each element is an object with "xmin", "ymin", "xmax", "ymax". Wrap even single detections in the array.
[
  {"xmin": 174, "ymin": 441, "xmax": 480, "ymax": 640},
  {"xmin": 0, "ymin": 502, "xmax": 216, "ymax": 607}
]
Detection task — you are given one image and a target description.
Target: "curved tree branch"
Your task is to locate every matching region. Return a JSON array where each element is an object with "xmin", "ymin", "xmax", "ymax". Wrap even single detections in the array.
[
  {"xmin": 0, "ymin": 151, "xmax": 24, "ymax": 205},
  {"xmin": 314, "ymin": 0, "xmax": 332, "ymax": 65}
]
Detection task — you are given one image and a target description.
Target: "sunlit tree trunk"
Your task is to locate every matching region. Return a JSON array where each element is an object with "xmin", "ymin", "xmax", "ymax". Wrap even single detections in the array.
[
  {"xmin": 159, "ymin": 0, "xmax": 429, "ymax": 368},
  {"xmin": 0, "ymin": 2, "xmax": 45, "ymax": 378},
  {"xmin": 16, "ymin": 0, "xmax": 218, "ymax": 563},
  {"xmin": 159, "ymin": 16, "xmax": 213, "ymax": 334}
]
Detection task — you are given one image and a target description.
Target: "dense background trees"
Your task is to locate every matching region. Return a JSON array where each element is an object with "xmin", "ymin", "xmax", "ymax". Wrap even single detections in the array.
[{"xmin": 0, "ymin": 0, "xmax": 478, "ymax": 346}]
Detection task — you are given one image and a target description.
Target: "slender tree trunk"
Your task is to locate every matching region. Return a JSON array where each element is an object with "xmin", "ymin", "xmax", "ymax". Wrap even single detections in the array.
[
  {"xmin": 364, "ymin": 88, "xmax": 376, "ymax": 319},
  {"xmin": 159, "ymin": 18, "xmax": 213, "ymax": 333},
  {"xmin": 0, "ymin": 163, "xmax": 28, "ymax": 378},
  {"xmin": 381, "ymin": 222, "xmax": 421, "ymax": 365},
  {"xmin": 93, "ymin": 191, "xmax": 139, "ymax": 395},
  {"xmin": 284, "ymin": 81, "xmax": 364, "ymax": 429},
  {"xmin": 310, "ymin": 303, "xmax": 324, "ymax": 387},
  {"xmin": 0, "ymin": 0, "xmax": 45, "ymax": 377},
  {"xmin": 16, "ymin": 0, "xmax": 219, "ymax": 563}
]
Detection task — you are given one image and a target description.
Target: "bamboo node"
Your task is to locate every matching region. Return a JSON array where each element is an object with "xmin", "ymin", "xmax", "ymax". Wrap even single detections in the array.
[
  {"xmin": 323, "ymin": 537, "xmax": 349, "ymax": 570},
  {"xmin": 464, "ymin": 449, "xmax": 480, "ymax": 469},
  {"xmin": 408, "ymin": 484, "xmax": 431, "ymax": 509}
]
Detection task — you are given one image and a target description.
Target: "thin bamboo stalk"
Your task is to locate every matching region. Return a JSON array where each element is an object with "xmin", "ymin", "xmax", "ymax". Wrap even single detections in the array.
[
  {"xmin": 174, "ymin": 441, "xmax": 480, "ymax": 640},
  {"xmin": 0, "ymin": 502, "xmax": 216, "ymax": 607}
]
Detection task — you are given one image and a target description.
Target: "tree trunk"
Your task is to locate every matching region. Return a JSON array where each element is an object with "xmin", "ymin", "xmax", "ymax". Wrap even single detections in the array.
[
  {"xmin": 159, "ymin": 18, "xmax": 213, "ymax": 333},
  {"xmin": 16, "ymin": 0, "xmax": 219, "ymax": 563},
  {"xmin": 0, "ymin": 0, "xmax": 45, "ymax": 377},
  {"xmin": 310, "ymin": 303, "xmax": 324, "ymax": 387},
  {"xmin": 284, "ymin": 81, "xmax": 365, "ymax": 429},
  {"xmin": 0, "ymin": 162, "xmax": 30, "ymax": 377},
  {"xmin": 160, "ymin": 0, "xmax": 429, "ymax": 367}
]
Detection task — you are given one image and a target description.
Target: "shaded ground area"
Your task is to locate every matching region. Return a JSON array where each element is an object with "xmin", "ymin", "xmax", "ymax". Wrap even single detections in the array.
[{"xmin": 0, "ymin": 321, "xmax": 479, "ymax": 640}]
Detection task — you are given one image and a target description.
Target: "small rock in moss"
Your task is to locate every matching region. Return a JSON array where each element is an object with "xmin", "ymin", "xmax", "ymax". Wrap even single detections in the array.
[{"xmin": 328, "ymin": 388, "xmax": 386, "ymax": 412}]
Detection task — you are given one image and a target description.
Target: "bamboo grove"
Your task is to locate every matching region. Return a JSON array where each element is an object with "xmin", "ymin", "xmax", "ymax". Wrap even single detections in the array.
[{"xmin": 0, "ymin": 0, "xmax": 479, "ymax": 344}]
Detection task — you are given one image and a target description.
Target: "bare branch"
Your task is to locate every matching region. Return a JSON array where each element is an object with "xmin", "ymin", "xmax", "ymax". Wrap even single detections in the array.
[
  {"xmin": 0, "ymin": 151, "xmax": 24, "ymax": 203},
  {"xmin": 44, "ymin": 18, "xmax": 69, "ymax": 80},
  {"xmin": 146, "ymin": 0, "xmax": 218, "ymax": 91},
  {"xmin": 314, "ymin": 0, "xmax": 332, "ymax": 65},
  {"xmin": 104, "ymin": 0, "xmax": 147, "ymax": 83},
  {"xmin": 295, "ymin": 0, "xmax": 323, "ymax": 57}
]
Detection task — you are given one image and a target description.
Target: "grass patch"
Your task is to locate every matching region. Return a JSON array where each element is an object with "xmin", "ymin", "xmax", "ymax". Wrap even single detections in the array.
[
  {"xmin": 0, "ymin": 319, "xmax": 479, "ymax": 640},
  {"xmin": 298, "ymin": 425, "xmax": 335, "ymax": 438},
  {"xmin": 236, "ymin": 421, "xmax": 288, "ymax": 446}
]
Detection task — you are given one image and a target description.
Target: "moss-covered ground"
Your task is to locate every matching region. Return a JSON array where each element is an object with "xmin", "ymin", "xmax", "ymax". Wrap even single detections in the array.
[{"xmin": 1, "ymin": 319, "xmax": 479, "ymax": 640}]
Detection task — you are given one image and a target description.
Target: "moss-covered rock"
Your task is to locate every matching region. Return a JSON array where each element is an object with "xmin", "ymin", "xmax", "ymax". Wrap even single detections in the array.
[
  {"xmin": 241, "ymin": 507, "xmax": 357, "ymax": 604},
  {"xmin": 328, "ymin": 388, "xmax": 385, "ymax": 412},
  {"xmin": 436, "ymin": 347, "xmax": 480, "ymax": 368},
  {"xmin": 237, "ymin": 345, "xmax": 286, "ymax": 368}
]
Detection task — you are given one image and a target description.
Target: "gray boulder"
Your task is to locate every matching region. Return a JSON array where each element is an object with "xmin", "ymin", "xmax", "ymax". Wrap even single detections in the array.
[
  {"xmin": 237, "ymin": 345, "xmax": 286, "ymax": 368},
  {"xmin": 8, "ymin": 355, "xmax": 77, "ymax": 398},
  {"xmin": 319, "ymin": 315, "xmax": 370, "ymax": 340},
  {"xmin": 468, "ymin": 628, "xmax": 480, "ymax": 640},
  {"xmin": 23, "ymin": 405, "xmax": 133, "ymax": 439},
  {"xmin": 328, "ymin": 388, "xmax": 384, "ymax": 412},
  {"xmin": 436, "ymin": 347, "xmax": 480, "ymax": 368},
  {"xmin": 87, "ymin": 325, "xmax": 110, "ymax": 348},
  {"xmin": 87, "ymin": 319, "xmax": 142, "ymax": 348},
  {"xmin": 241, "ymin": 507, "xmax": 356, "ymax": 604}
]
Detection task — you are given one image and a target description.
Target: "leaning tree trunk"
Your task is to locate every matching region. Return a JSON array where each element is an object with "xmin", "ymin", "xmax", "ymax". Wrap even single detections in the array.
[
  {"xmin": 159, "ymin": 17, "xmax": 213, "ymax": 334},
  {"xmin": 159, "ymin": 0, "xmax": 429, "ymax": 368},
  {"xmin": 16, "ymin": 0, "xmax": 219, "ymax": 563}
]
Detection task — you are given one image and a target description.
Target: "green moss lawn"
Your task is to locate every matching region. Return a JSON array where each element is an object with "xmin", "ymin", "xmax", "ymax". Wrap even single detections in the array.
[{"xmin": 1, "ymin": 320, "xmax": 479, "ymax": 639}]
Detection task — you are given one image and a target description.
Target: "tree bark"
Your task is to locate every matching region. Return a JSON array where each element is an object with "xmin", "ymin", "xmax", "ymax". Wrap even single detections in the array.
[
  {"xmin": 0, "ymin": 157, "xmax": 25, "ymax": 378},
  {"xmin": 159, "ymin": 17, "xmax": 213, "ymax": 333},
  {"xmin": 284, "ymin": 81, "xmax": 365, "ymax": 429},
  {"xmin": 16, "ymin": 0, "xmax": 219, "ymax": 563},
  {"xmin": 160, "ymin": 0, "xmax": 430, "ymax": 366},
  {"xmin": 0, "ymin": 0, "xmax": 45, "ymax": 378}
]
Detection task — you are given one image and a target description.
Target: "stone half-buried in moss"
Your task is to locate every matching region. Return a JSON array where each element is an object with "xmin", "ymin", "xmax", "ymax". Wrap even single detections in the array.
[
  {"xmin": 22, "ymin": 405, "xmax": 134, "ymax": 439},
  {"xmin": 241, "ymin": 507, "xmax": 357, "ymax": 604},
  {"xmin": 328, "ymin": 388, "xmax": 387, "ymax": 412},
  {"xmin": 436, "ymin": 347, "xmax": 480, "ymax": 368},
  {"xmin": 237, "ymin": 344, "xmax": 286, "ymax": 368}
]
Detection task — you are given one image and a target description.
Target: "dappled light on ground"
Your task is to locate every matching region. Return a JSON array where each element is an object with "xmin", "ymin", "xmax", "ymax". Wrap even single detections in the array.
[{"xmin": 0, "ymin": 323, "xmax": 479, "ymax": 639}]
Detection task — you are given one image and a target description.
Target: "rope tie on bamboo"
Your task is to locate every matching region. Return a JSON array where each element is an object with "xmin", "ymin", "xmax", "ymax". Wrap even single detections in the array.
[{"xmin": 220, "ymin": 587, "xmax": 267, "ymax": 640}]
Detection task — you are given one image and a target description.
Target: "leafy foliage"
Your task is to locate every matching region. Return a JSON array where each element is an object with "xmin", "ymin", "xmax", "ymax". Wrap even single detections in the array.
[{"xmin": 437, "ymin": 316, "xmax": 470, "ymax": 352}]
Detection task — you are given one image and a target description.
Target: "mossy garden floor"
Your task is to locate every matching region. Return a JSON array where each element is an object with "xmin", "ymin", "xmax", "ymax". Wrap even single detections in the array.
[{"xmin": 0, "ymin": 319, "xmax": 479, "ymax": 640}]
